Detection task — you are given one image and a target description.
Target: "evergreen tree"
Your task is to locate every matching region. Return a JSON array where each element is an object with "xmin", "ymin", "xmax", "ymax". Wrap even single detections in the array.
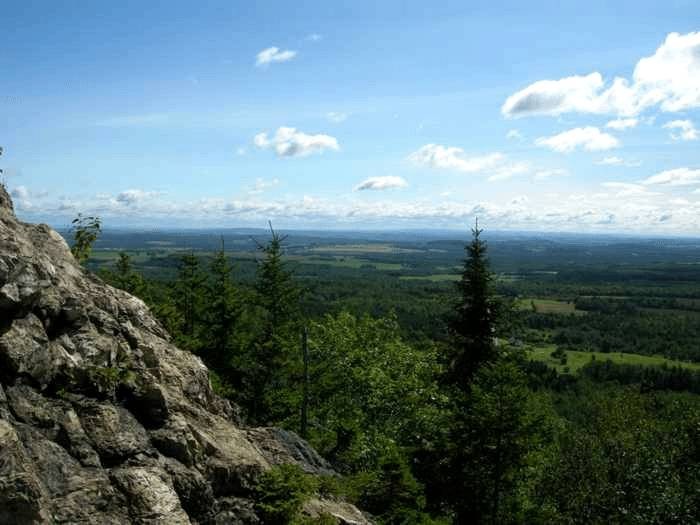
[
  {"xmin": 451, "ymin": 361, "xmax": 546, "ymax": 524},
  {"xmin": 247, "ymin": 223, "xmax": 301, "ymax": 423},
  {"xmin": 112, "ymin": 252, "xmax": 147, "ymax": 297},
  {"xmin": 447, "ymin": 220, "xmax": 500, "ymax": 390},
  {"xmin": 203, "ymin": 238, "xmax": 239, "ymax": 372},
  {"xmin": 172, "ymin": 251, "xmax": 206, "ymax": 351}
]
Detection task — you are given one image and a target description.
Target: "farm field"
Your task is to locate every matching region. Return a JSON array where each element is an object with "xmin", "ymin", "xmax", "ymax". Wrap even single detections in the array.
[{"xmin": 528, "ymin": 345, "xmax": 700, "ymax": 373}]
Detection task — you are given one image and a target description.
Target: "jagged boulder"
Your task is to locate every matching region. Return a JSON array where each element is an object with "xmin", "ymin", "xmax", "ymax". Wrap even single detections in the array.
[{"xmin": 0, "ymin": 185, "xmax": 370, "ymax": 524}]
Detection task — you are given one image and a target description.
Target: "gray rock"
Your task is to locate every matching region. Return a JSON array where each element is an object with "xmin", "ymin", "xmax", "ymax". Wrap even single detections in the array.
[{"xmin": 0, "ymin": 185, "xmax": 371, "ymax": 524}]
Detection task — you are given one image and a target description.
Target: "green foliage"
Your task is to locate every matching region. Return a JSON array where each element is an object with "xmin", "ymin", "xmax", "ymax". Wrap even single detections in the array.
[
  {"xmin": 447, "ymin": 223, "xmax": 501, "ymax": 389},
  {"xmin": 449, "ymin": 360, "xmax": 551, "ymax": 524},
  {"xmin": 254, "ymin": 464, "xmax": 318, "ymax": 525},
  {"xmin": 201, "ymin": 240, "xmax": 240, "ymax": 371},
  {"xmin": 306, "ymin": 312, "xmax": 445, "ymax": 471},
  {"xmin": 172, "ymin": 251, "xmax": 207, "ymax": 351},
  {"xmin": 70, "ymin": 214, "xmax": 101, "ymax": 265},
  {"xmin": 241, "ymin": 224, "xmax": 302, "ymax": 423},
  {"xmin": 529, "ymin": 385, "xmax": 700, "ymax": 524}
]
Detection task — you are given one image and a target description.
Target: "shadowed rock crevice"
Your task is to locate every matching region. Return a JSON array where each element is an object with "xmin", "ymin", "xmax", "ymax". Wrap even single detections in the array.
[{"xmin": 0, "ymin": 186, "xmax": 371, "ymax": 524}]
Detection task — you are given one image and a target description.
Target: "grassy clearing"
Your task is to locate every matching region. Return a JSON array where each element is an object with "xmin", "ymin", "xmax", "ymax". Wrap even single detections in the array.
[
  {"xmin": 308, "ymin": 244, "xmax": 421, "ymax": 254},
  {"xmin": 288, "ymin": 255, "xmax": 404, "ymax": 270},
  {"xmin": 516, "ymin": 298, "xmax": 581, "ymax": 315},
  {"xmin": 400, "ymin": 274, "xmax": 460, "ymax": 282},
  {"xmin": 528, "ymin": 345, "xmax": 700, "ymax": 373}
]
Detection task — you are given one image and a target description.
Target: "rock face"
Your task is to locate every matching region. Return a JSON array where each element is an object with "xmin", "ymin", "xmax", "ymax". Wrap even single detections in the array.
[{"xmin": 0, "ymin": 185, "xmax": 369, "ymax": 524}]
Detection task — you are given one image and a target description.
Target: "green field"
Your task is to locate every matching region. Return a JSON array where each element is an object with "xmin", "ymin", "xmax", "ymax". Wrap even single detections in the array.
[
  {"xmin": 516, "ymin": 298, "xmax": 581, "ymax": 315},
  {"xmin": 400, "ymin": 273, "xmax": 459, "ymax": 282},
  {"xmin": 529, "ymin": 345, "xmax": 700, "ymax": 373},
  {"xmin": 308, "ymin": 243, "xmax": 421, "ymax": 254}
]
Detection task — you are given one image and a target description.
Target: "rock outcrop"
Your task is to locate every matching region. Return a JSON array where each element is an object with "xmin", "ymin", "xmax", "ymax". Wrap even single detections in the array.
[{"xmin": 0, "ymin": 185, "xmax": 369, "ymax": 524}]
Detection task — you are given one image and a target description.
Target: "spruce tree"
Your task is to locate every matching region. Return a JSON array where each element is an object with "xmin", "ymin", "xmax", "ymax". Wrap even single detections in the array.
[
  {"xmin": 447, "ymin": 220, "xmax": 499, "ymax": 390},
  {"xmin": 204, "ymin": 238, "xmax": 239, "ymax": 372},
  {"xmin": 113, "ymin": 252, "xmax": 147, "ymax": 297},
  {"xmin": 172, "ymin": 251, "xmax": 206, "ymax": 351},
  {"xmin": 247, "ymin": 223, "xmax": 301, "ymax": 423}
]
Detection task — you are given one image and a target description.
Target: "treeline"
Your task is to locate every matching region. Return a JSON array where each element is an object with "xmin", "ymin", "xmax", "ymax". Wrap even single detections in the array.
[{"xmin": 90, "ymin": 224, "xmax": 700, "ymax": 524}]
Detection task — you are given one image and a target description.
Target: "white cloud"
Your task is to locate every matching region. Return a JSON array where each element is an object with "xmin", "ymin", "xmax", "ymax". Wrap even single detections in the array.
[
  {"xmin": 640, "ymin": 167, "xmax": 700, "ymax": 186},
  {"xmin": 601, "ymin": 182, "xmax": 657, "ymax": 197},
  {"xmin": 115, "ymin": 189, "xmax": 161, "ymax": 205},
  {"xmin": 663, "ymin": 119, "xmax": 698, "ymax": 141},
  {"xmin": 506, "ymin": 129, "xmax": 523, "ymax": 140},
  {"xmin": 255, "ymin": 47, "xmax": 297, "ymax": 67},
  {"xmin": 408, "ymin": 144, "xmax": 530, "ymax": 181},
  {"xmin": 248, "ymin": 178, "xmax": 280, "ymax": 195},
  {"xmin": 326, "ymin": 111, "xmax": 349, "ymax": 123},
  {"xmin": 10, "ymin": 185, "xmax": 29, "ymax": 200},
  {"xmin": 254, "ymin": 127, "xmax": 339, "ymax": 157},
  {"xmin": 306, "ymin": 33, "xmax": 323, "ymax": 42},
  {"xmin": 502, "ymin": 31, "xmax": 700, "ymax": 117},
  {"xmin": 534, "ymin": 168, "xmax": 569, "ymax": 180},
  {"xmin": 596, "ymin": 156, "xmax": 641, "ymax": 167},
  {"xmin": 487, "ymin": 162, "xmax": 530, "ymax": 182},
  {"xmin": 606, "ymin": 118, "xmax": 638, "ymax": 130},
  {"xmin": 535, "ymin": 127, "xmax": 620, "ymax": 153},
  {"xmin": 15, "ymin": 185, "xmax": 700, "ymax": 233},
  {"xmin": 597, "ymin": 156, "xmax": 625, "ymax": 166},
  {"xmin": 354, "ymin": 176, "xmax": 408, "ymax": 191},
  {"xmin": 236, "ymin": 147, "xmax": 247, "ymax": 156},
  {"xmin": 408, "ymin": 144, "xmax": 504, "ymax": 173}
]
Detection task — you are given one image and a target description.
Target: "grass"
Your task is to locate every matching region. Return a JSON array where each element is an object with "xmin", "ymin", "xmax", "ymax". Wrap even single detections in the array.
[
  {"xmin": 288, "ymin": 254, "xmax": 404, "ymax": 270},
  {"xmin": 400, "ymin": 274, "xmax": 460, "ymax": 282},
  {"xmin": 516, "ymin": 298, "xmax": 582, "ymax": 315},
  {"xmin": 529, "ymin": 345, "xmax": 700, "ymax": 373},
  {"xmin": 308, "ymin": 243, "xmax": 421, "ymax": 254}
]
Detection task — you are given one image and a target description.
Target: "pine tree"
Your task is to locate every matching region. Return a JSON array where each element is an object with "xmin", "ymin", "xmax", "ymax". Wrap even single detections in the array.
[
  {"xmin": 203, "ymin": 238, "xmax": 239, "ymax": 372},
  {"xmin": 172, "ymin": 251, "xmax": 206, "ymax": 351},
  {"xmin": 112, "ymin": 252, "xmax": 146, "ymax": 297},
  {"xmin": 247, "ymin": 223, "xmax": 301, "ymax": 423},
  {"xmin": 447, "ymin": 220, "xmax": 499, "ymax": 390}
]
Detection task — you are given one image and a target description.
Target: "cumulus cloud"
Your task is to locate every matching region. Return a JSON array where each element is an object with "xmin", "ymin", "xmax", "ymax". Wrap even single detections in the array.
[
  {"xmin": 10, "ymin": 185, "xmax": 29, "ymax": 200},
  {"xmin": 248, "ymin": 178, "xmax": 279, "ymax": 195},
  {"xmin": 354, "ymin": 176, "xmax": 408, "ymax": 191},
  {"xmin": 306, "ymin": 33, "xmax": 323, "ymax": 42},
  {"xmin": 601, "ymin": 182, "xmax": 657, "ymax": 197},
  {"xmin": 255, "ymin": 47, "xmax": 297, "ymax": 67},
  {"xmin": 254, "ymin": 127, "xmax": 339, "ymax": 157},
  {"xmin": 115, "ymin": 189, "xmax": 161, "ymax": 205},
  {"xmin": 506, "ymin": 129, "xmax": 523, "ymax": 140},
  {"xmin": 408, "ymin": 144, "xmax": 530, "ymax": 181},
  {"xmin": 535, "ymin": 127, "xmax": 620, "ymax": 153},
  {"xmin": 326, "ymin": 112, "xmax": 349, "ymax": 123},
  {"xmin": 640, "ymin": 167, "xmax": 700, "ymax": 186},
  {"xmin": 502, "ymin": 31, "xmax": 700, "ymax": 117},
  {"xmin": 606, "ymin": 118, "xmax": 639, "ymax": 130},
  {"xmin": 663, "ymin": 120, "xmax": 698, "ymax": 141},
  {"xmin": 408, "ymin": 144, "xmax": 504, "ymax": 173},
  {"xmin": 596, "ymin": 156, "xmax": 641, "ymax": 167}
]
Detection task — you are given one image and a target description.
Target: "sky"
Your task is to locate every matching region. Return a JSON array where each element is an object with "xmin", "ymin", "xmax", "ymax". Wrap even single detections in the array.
[{"xmin": 1, "ymin": 0, "xmax": 700, "ymax": 233}]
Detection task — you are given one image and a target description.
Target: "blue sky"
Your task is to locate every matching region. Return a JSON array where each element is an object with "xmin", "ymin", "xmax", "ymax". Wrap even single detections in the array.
[{"xmin": 2, "ymin": 1, "xmax": 700, "ymax": 232}]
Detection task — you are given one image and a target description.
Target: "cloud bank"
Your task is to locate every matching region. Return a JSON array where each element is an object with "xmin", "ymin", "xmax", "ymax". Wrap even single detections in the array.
[{"xmin": 502, "ymin": 31, "xmax": 700, "ymax": 117}]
